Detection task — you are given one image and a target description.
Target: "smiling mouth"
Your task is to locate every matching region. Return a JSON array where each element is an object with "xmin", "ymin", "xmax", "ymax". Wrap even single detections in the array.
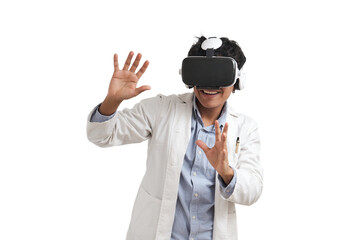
[{"xmin": 201, "ymin": 90, "xmax": 221, "ymax": 95}]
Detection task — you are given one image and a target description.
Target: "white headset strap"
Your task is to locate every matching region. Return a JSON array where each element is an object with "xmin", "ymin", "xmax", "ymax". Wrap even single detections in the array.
[{"xmin": 237, "ymin": 67, "xmax": 246, "ymax": 90}]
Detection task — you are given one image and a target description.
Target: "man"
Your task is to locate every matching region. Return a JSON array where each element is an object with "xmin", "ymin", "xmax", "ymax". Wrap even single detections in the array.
[{"xmin": 87, "ymin": 36, "xmax": 263, "ymax": 240}]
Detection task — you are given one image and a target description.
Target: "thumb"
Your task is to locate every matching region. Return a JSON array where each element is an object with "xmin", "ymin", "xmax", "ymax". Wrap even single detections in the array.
[
  {"xmin": 196, "ymin": 140, "xmax": 210, "ymax": 153},
  {"xmin": 134, "ymin": 85, "xmax": 151, "ymax": 96}
]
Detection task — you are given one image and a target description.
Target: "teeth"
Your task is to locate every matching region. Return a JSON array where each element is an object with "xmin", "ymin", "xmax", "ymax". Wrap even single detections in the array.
[{"xmin": 203, "ymin": 90, "xmax": 219, "ymax": 95}]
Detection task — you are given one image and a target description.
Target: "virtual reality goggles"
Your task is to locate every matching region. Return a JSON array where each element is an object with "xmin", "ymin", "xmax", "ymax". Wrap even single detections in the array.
[{"xmin": 179, "ymin": 37, "xmax": 245, "ymax": 90}]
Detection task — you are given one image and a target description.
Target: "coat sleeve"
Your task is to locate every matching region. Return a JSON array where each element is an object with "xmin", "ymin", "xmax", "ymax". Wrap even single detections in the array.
[
  {"xmin": 225, "ymin": 119, "xmax": 263, "ymax": 206},
  {"xmin": 86, "ymin": 94, "xmax": 164, "ymax": 148}
]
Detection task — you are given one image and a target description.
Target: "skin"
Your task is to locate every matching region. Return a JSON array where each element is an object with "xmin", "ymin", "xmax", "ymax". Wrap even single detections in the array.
[
  {"xmin": 99, "ymin": 52, "xmax": 234, "ymax": 184},
  {"xmin": 99, "ymin": 52, "xmax": 150, "ymax": 116}
]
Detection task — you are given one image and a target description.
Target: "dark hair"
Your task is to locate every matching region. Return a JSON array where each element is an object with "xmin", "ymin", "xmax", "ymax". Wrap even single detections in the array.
[{"xmin": 188, "ymin": 36, "xmax": 246, "ymax": 90}]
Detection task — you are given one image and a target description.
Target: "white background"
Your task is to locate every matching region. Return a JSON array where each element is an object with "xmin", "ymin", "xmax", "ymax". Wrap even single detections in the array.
[{"xmin": 1, "ymin": 0, "xmax": 360, "ymax": 239}]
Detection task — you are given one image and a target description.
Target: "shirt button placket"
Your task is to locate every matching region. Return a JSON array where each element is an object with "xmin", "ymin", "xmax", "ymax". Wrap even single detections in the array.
[{"xmin": 189, "ymin": 128, "xmax": 202, "ymax": 240}]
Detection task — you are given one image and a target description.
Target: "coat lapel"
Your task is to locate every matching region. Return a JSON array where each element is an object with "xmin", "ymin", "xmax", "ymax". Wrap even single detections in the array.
[
  {"xmin": 213, "ymin": 105, "xmax": 240, "ymax": 239},
  {"xmin": 155, "ymin": 92, "xmax": 193, "ymax": 239}
]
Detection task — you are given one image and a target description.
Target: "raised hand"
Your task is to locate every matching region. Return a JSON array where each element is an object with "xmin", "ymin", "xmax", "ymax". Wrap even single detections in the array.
[
  {"xmin": 108, "ymin": 51, "xmax": 150, "ymax": 102},
  {"xmin": 99, "ymin": 52, "xmax": 150, "ymax": 115},
  {"xmin": 196, "ymin": 121, "xmax": 234, "ymax": 185}
]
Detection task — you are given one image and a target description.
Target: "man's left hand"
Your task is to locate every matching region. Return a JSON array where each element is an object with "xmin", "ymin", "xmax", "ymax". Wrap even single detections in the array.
[{"xmin": 196, "ymin": 121, "xmax": 234, "ymax": 185}]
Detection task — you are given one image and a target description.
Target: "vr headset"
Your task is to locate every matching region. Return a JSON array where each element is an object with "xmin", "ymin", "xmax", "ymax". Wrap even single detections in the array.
[{"xmin": 180, "ymin": 37, "xmax": 245, "ymax": 90}]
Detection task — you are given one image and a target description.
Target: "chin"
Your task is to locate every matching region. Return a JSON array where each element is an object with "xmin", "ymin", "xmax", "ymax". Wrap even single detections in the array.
[{"xmin": 201, "ymin": 100, "xmax": 221, "ymax": 108}]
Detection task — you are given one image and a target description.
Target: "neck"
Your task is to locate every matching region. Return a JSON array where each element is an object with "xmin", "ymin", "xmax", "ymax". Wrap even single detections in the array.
[{"xmin": 196, "ymin": 99, "xmax": 225, "ymax": 127}]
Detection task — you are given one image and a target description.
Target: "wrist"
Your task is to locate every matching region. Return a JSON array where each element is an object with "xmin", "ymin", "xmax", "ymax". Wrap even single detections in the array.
[
  {"xmin": 99, "ymin": 96, "xmax": 123, "ymax": 116},
  {"xmin": 220, "ymin": 166, "xmax": 234, "ymax": 185}
]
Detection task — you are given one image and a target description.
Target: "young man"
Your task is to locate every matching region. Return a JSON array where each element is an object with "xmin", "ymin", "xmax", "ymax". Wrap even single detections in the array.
[{"xmin": 87, "ymin": 36, "xmax": 263, "ymax": 240}]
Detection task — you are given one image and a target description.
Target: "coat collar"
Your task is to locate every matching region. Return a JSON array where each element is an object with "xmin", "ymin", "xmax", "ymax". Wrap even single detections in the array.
[{"xmin": 178, "ymin": 91, "xmax": 194, "ymax": 103}]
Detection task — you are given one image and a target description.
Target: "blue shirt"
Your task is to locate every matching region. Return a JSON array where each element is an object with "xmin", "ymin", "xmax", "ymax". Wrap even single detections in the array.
[
  {"xmin": 170, "ymin": 96, "xmax": 236, "ymax": 240},
  {"xmin": 90, "ymin": 95, "xmax": 237, "ymax": 240}
]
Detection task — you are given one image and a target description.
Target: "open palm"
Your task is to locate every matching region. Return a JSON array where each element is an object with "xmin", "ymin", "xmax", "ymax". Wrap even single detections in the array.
[{"xmin": 108, "ymin": 52, "xmax": 150, "ymax": 102}]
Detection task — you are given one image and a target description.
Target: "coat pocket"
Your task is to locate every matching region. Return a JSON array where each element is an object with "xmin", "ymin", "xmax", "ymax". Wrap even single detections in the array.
[
  {"xmin": 128, "ymin": 186, "xmax": 162, "ymax": 239},
  {"xmin": 228, "ymin": 144, "xmax": 240, "ymax": 166}
]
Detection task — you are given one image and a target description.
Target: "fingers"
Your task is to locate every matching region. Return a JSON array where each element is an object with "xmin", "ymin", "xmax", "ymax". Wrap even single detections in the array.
[
  {"xmin": 136, "ymin": 60, "xmax": 149, "ymax": 79},
  {"xmin": 215, "ymin": 120, "xmax": 228, "ymax": 151},
  {"xmin": 196, "ymin": 140, "xmax": 210, "ymax": 153},
  {"xmin": 134, "ymin": 85, "xmax": 151, "ymax": 96},
  {"xmin": 122, "ymin": 51, "xmax": 134, "ymax": 70},
  {"xmin": 215, "ymin": 120, "xmax": 221, "ymax": 142},
  {"xmin": 222, "ymin": 122, "xmax": 229, "ymax": 151},
  {"xmin": 121, "ymin": 51, "xmax": 149, "ymax": 79},
  {"xmin": 114, "ymin": 53, "xmax": 119, "ymax": 71},
  {"xmin": 129, "ymin": 53, "xmax": 142, "ymax": 72}
]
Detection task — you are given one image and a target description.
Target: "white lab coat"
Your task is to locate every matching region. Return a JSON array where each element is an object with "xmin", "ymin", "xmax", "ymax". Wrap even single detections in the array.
[{"xmin": 87, "ymin": 92, "xmax": 263, "ymax": 240}]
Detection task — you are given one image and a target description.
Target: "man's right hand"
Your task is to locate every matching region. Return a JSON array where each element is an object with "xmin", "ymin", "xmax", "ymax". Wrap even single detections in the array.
[{"xmin": 99, "ymin": 52, "xmax": 150, "ymax": 116}]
